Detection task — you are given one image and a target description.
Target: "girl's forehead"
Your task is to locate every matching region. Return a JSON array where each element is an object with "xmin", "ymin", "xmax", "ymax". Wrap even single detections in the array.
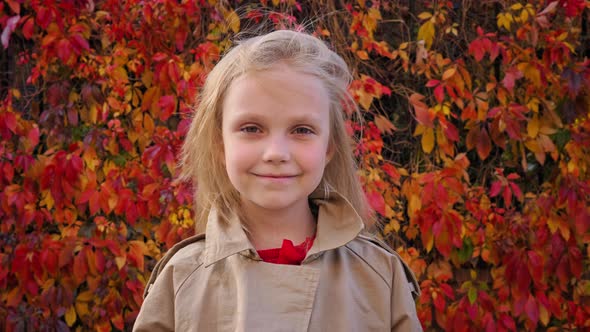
[{"xmin": 222, "ymin": 66, "xmax": 331, "ymax": 116}]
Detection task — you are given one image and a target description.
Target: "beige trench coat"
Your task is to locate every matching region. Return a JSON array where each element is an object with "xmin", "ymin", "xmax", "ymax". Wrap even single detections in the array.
[{"xmin": 133, "ymin": 192, "xmax": 422, "ymax": 331}]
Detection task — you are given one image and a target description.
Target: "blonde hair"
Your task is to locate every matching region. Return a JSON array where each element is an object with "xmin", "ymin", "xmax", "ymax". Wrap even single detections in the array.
[{"xmin": 179, "ymin": 30, "xmax": 369, "ymax": 231}]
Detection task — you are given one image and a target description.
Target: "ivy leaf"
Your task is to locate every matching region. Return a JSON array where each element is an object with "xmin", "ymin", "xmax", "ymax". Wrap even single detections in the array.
[
  {"xmin": 1, "ymin": 15, "xmax": 20, "ymax": 49},
  {"xmin": 409, "ymin": 93, "xmax": 433, "ymax": 126},
  {"xmin": 418, "ymin": 19, "xmax": 435, "ymax": 49},
  {"xmin": 421, "ymin": 127, "xmax": 435, "ymax": 153},
  {"xmin": 525, "ymin": 294, "xmax": 539, "ymax": 325},
  {"xmin": 366, "ymin": 191, "xmax": 385, "ymax": 216}
]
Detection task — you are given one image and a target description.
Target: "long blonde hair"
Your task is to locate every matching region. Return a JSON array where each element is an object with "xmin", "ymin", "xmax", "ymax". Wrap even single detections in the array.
[{"xmin": 179, "ymin": 30, "xmax": 369, "ymax": 231}]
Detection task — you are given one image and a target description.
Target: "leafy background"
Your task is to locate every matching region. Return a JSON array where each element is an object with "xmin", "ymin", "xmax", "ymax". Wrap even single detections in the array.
[{"xmin": 1, "ymin": 0, "xmax": 589, "ymax": 330}]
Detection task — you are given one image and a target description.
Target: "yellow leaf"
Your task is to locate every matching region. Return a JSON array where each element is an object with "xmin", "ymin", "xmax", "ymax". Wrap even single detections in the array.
[
  {"xmin": 408, "ymin": 194, "xmax": 421, "ymax": 219},
  {"xmin": 413, "ymin": 123, "xmax": 426, "ymax": 136},
  {"xmin": 433, "ymin": 103, "xmax": 451, "ymax": 115},
  {"xmin": 418, "ymin": 12, "xmax": 433, "ymax": 20},
  {"xmin": 88, "ymin": 103, "xmax": 98, "ymax": 124},
  {"xmin": 422, "ymin": 127, "xmax": 435, "ymax": 153},
  {"xmin": 556, "ymin": 31, "xmax": 568, "ymax": 41},
  {"xmin": 357, "ymin": 90, "xmax": 373, "ymax": 110},
  {"xmin": 115, "ymin": 256, "xmax": 126, "ymax": 270},
  {"xmin": 547, "ymin": 217, "xmax": 570, "ymax": 240},
  {"xmin": 424, "ymin": 230, "xmax": 434, "ymax": 253},
  {"xmin": 417, "ymin": 20, "xmax": 435, "ymax": 49},
  {"xmin": 524, "ymin": 138, "xmax": 541, "ymax": 152},
  {"xmin": 519, "ymin": 63, "xmax": 541, "ymax": 86},
  {"xmin": 11, "ymin": 88, "xmax": 21, "ymax": 99},
  {"xmin": 40, "ymin": 190, "xmax": 55, "ymax": 210},
  {"xmin": 520, "ymin": 8, "xmax": 529, "ymax": 22},
  {"xmin": 142, "ymin": 70, "xmax": 153, "ymax": 88},
  {"xmin": 510, "ymin": 3, "xmax": 523, "ymax": 10},
  {"xmin": 225, "ymin": 10, "xmax": 240, "ymax": 33},
  {"xmin": 41, "ymin": 278, "xmax": 55, "ymax": 291},
  {"xmin": 527, "ymin": 115, "xmax": 539, "ymax": 138},
  {"xmin": 75, "ymin": 302, "xmax": 89, "ymax": 318},
  {"xmin": 77, "ymin": 290, "xmax": 94, "ymax": 302},
  {"xmin": 442, "ymin": 67, "xmax": 457, "ymax": 81},
  {"xmin": 539, "ymin": 304, "xmax": 550, "ymax": 326},
  {"xmin": 65, "ymin": 306, "xmax": 77, "ymax": 327},
  {"xmin": 497, "ymin": 13, "xmax": 513, "ymax": 31},
  {"xmin": 143, "ymin": 113, "xmax": 155, "ymax": 133},
  {"xmin": 112, "ymin": 66, "xmax": 128, "ymax": 83},
  {"xmin": 527, "ymin": 97, "xmax": 540, "ymax": 113}
]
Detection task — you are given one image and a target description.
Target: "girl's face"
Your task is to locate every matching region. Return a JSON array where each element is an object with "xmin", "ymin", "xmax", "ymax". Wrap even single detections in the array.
[{"xmin": 221, "ymin": 64, "xmax": 333, "ymax": 215}]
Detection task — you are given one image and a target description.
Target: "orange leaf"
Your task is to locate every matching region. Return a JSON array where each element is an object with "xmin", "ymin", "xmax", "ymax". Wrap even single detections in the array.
[
  {"xmin": 409, "ymin": 93, "xmax": 433, "ymax": 126},
  {"xmin": 374, "ymin": 114, "xmax": 396, "ymax": 134}
]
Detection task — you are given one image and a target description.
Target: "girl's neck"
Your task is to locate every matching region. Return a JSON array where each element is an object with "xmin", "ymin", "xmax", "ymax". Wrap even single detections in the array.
[{"xmin": 240, "ymin": 199, "xmax": 317, "ymax": 250}]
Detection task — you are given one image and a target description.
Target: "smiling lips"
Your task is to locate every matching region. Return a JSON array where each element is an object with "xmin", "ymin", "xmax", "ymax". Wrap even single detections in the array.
[{"xmin": 253, "ymin": 173, "xmax": 298, "ymax": 179}]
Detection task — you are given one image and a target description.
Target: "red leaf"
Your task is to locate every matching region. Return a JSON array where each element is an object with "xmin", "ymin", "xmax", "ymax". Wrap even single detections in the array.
[
  {"xmin": 468, "ymin": 38, "xmax": 485, "ymax": 62},
  {"xmin": 70, "ymin": 34, "xmax": 90, "ymax": 53},
  {"xmin": 426, "ymin": 79, "xmax": 440, "ymax": 88},
  {"xmin": 56, "ymin": 38, "xmax": 72, "ymax": 63},
  {"xmin": 366, "ymin": 191, "xmax": 386, "ymax": 216},
  {"xmin": 41, "ymin": 249, "xmax": 58, "ymax": 275},
  {"xmin": 434, "ymin": 85, "xmax": 445, "ymax": 103},
  {"xmin": 501, "ymin": 68, "xmax": 523, "ymax": 93},
  {"xmin": 73, "ymin": 250, "xmax": 88, "ymax": 284},
  {"xmin": 443, "ymin": 122, "xmax": 459, "ymax": 142},
  {"xmin": 433, "ymin": 291, "xmax": 446, "ymax": 312},
  {"xmin": 0, "ymin": 111, "xmax": 17, "ymax": 139},
  {"xmin": 26, "ymin": 125, "xmax": 40, "ymax": 150},
  {"xmin": 94, "ymin": 250, "xmax": 105, "ymax": 274},
  {"xmin": 439, "ymin": 283, "xmax": 455, "ymax": 299},
  {"xmin": 489, "ymin": 181, "xmax": 502, "ymax": 197},
  {"xmin": 500, "ymin": 314, "xmax": 516, "ymax": 330},
  {"xmin": 476, "ymin": 127, "xmax": 492, "ymax": 160},
  {"xmin": 527, "ymin": 250, "xmax": 544, "ymax": 281},
  {"xmin": 569, "ymin": 247, "xmax": 582, "ymax": 278},
  {"xmin": 2, "ymin": 163, "xmax": 14, "ymax": 182},
  {"xmin": 36, "ymin": 6, "xmax": 52, "ymax": 29},
  {"xmin": 158, "ymin": 95, "xmax": 176, "ymax": 121},
  {"xmin": 509, "ymin": 182, "xmax": 523, "ymax": 201},
  {"xmin": 6, "ymin": 0, "xmax": 20, "ymax": 14},
  {"xmin": 21, "ymin": 16, "xmax": 35, "ymax": 39},
  {"xmin": 525, "ymin": 294, "xmax": 539, "ymax": 325},
  {"xmin": 382, "ymin": 163, "xmax": 401, "ymax": 184},
  {"xmin": 503, "ymin": 186, "xmax": 513, "ymax": 207}
]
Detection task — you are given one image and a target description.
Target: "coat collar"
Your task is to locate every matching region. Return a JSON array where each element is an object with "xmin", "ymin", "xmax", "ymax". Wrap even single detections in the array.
[{"xmin": 203, "ymin": 190, "xmax": 365, "ymax": 267}]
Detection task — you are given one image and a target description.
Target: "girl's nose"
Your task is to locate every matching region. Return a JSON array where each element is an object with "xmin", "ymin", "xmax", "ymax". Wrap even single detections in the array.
[{"xmin": 262, "ymin": 136, "xmax": 290, "ymax": 163}]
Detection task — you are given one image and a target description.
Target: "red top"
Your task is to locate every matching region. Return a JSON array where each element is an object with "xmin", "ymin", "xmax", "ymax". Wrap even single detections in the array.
[{"xmin": 257, "ymin": 237, "xmax": 315, "ymax": 265}]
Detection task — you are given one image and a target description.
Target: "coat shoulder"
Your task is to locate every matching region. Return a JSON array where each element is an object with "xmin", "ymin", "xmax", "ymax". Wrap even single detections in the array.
[
  {"xmin": 143, "ymin": 233, "xmax": 206, "ymax": 298},
  {"xmin": 345, "ymin": 233, "xmax": 420, "ymax": 298}
]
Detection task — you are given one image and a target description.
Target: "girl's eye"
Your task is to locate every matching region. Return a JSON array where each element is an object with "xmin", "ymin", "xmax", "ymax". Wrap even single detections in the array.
[
  {"xmin": 240, "ymin": 125, "xmax": 261, "ymax": 133},
  {"xmin": 293, "ymin": 127, "xmax": 314, "ymax": 135}
]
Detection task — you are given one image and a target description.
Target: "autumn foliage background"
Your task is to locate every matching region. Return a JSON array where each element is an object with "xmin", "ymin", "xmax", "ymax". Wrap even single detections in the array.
[{"xmin": 1, "ymin": 0, "xmax": 589, "ymax": 330}]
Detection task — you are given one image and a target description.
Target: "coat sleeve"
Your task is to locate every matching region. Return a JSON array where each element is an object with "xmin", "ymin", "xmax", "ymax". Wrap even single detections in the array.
[
  {"xmin": 133, "ymin": 234, "xmax": 206, "ymax": 332},
  {"xmin": 132, "ymin": 263, "xmax": 176, "ymax": 332},
  {"xmin": 390, "ymin": 256, "xmax": 423, "ymax": 332}
]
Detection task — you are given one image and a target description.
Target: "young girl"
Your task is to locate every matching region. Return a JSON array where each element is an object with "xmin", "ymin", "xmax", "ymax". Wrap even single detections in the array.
[{"xmin": 134, "ymin": 30, "xmax": 421, "ymax": 331}]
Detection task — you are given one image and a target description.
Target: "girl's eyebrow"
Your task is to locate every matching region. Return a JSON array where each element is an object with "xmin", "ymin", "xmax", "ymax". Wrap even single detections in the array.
[{"xmin": 228, "ymin": 111, "xmax": 323, "ymax": 124}]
